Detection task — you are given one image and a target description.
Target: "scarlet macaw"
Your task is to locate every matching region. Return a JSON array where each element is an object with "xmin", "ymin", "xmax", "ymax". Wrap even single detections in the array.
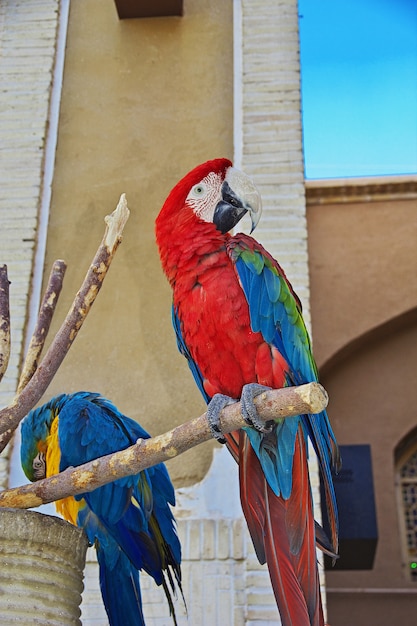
[
  {"xmin": 20, "ymin": 392, "xmax": 183, "ymax": 626},
  {"xmin": 155, "ymin": 158, "xmax": 340, "ymax": 626}
]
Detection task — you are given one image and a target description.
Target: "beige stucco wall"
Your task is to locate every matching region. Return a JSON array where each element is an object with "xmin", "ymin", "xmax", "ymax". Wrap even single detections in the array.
[
  {"xmin": 306, "ymin": 194, "xmax": 417, "ymax": 368},
  {"xmin": 42, "ymin": 0, "xmax": 234, "ymax": 487}
]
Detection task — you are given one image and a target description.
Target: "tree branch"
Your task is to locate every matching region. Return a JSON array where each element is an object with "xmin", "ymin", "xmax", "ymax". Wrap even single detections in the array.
[
  {"xmin": 0, "ymin": 194, "xmax": 130, "ymax": 450},
  {"xmin": 17, "ymin": 260, "xmax": 67, "ymax": 394},
  {"xmin": 0, "ymin": 265, "xmax": 10, "ymax": 384},
  {"xmin": 0, "ymin": 383, "xmax": 328, "ymax": 510}
]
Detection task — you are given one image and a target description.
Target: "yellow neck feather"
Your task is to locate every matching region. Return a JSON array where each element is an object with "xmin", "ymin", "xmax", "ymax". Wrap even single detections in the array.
[{"xmin": 46, "ymin": 417, "xmax": 84, "ymax": 526}]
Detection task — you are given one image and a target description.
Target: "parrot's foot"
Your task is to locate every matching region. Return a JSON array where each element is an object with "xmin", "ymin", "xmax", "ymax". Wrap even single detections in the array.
[
  {"xmin": 206, "ymin": 394, "xmax": 235, "ymax": 444},
  {"xmin": 241, "ymin": 383, "xmax": 274, "ymax": 433}
]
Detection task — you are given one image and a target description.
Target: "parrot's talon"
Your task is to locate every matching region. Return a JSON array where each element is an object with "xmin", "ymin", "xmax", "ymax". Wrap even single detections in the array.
[
  {"xmin": 241, "ymin": 383, "xmax": 274, "ymax": 433},
  {"xmin": 206, "ymin": 394, "xmax": 235, "ymax": 444}
]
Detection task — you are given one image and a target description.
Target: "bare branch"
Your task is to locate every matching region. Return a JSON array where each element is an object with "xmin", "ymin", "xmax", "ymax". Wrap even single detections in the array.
[
  {"xmin": 17, "ymin": 260, "xmax": 67, "ymax": 394},
  {"xmin": 0, "ymin": 265, "xmax": 10, "ymax": 383},
  {"xmin": 0, "ymin": 195, "xmax": 130, "ymax": 449},
  {"xmin": 0, "ymin": 383, "xmax": 328, "ymax": 510}
]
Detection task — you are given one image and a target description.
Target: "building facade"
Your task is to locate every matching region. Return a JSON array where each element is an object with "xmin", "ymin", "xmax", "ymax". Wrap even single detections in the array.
[{"xmin": 306, "ymin": 176, "xmax": 417, "ymax": 626}]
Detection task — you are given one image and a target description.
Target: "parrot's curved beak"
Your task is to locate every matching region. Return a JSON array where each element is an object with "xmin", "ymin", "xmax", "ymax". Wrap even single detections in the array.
[{"xmin": 213, "ymin": 167, "xmax": 262, "ymax": 234}]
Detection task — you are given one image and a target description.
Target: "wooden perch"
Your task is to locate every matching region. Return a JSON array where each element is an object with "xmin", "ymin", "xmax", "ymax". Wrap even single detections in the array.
[
  {"xmin": 0, "ymin": 265, "xmax": 11, "ymax": 384},
  {"xmin": 0, "ymin": 382, "xmax": 328, "ymax": 510},
  {"xmin": 0, "ymin": 195, "xmax": 130, "ymax": 451}
]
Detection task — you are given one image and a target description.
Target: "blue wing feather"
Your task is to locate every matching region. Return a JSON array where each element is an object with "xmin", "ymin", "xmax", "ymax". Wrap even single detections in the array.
[
  {"xmin": 230, "ymin": 235, "xmax": 339, "ymax": 543},
  {"xmin": 58, "ymin": 396, "xmax": 140, "ymax": 524},
  {"xmin": 172, "ymin": 305, "xmax": 211, "ymax": 404}
]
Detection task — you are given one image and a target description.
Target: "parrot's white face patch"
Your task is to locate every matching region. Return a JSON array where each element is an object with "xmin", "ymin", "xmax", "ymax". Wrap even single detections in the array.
[{"xmin": 186, "ymin": 171, "xmax": 223, "ymax": 223}]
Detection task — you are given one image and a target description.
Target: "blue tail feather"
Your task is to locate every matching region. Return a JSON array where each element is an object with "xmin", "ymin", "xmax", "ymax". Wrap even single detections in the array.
[{"xmin": 96, "ymin": 541, "xmax": 145, "ymax": 626}]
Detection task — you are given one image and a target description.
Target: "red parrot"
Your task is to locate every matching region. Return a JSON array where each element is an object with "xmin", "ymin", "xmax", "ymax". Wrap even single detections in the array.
[{"xmin": 155, "ymin": 158, "xmax": 340, "ymax": 626}]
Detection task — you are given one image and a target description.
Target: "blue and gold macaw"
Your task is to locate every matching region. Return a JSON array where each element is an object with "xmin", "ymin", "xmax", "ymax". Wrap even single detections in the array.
[{"xmin": 20, "ymin": 392, "xmax": 183, "ymax": 626}]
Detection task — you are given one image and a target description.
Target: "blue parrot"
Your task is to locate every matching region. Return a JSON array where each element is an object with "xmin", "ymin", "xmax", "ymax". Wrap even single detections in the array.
[{"xmin": 20, "ymin": 392, "xmax": 183, "ymax": 626}]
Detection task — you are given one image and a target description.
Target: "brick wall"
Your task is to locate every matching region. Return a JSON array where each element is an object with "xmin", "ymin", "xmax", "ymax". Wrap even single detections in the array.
[
  {"xmin": 239, "ymin": 0, "xmax": 309, "ymax": 310},
  {"xmin": 237, "ymin": 0, "xmax": 326, "ymax": 615},
  {"xmin": 0, "ymin": 0, "xmax": 61, "ymax": 488}
]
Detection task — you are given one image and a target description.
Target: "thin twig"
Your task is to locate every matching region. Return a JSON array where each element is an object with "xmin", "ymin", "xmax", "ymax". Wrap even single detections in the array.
[
  {"xmin": 17, "ymin": 260, "xmax": 67, "ymax": 394},
  {"xmin": 0, "ymin": 383, "xmax": 328, "ymax": 510},
  {"xmin": 0, "ymin": 265, "xmax": 10, "ymax": 384},
  {"xmin": 0, "ymin": 194, "xmax": 130, "ymax": 450}
]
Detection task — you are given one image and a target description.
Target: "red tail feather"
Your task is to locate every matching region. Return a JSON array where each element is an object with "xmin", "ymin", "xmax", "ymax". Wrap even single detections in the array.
[
  {"xmin": 238, "ymin": 429, "xmax": 324, "ymax": 626},
  {"xmin": 224, "ymin": 430, "xmax": 240, "ymax": 464}
]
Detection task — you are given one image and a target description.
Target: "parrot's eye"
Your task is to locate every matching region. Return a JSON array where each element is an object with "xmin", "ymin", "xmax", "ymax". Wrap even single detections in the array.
[
  {"xmin": 190, "ymin": 183, "xmax": 206, "ymax": 197},
  {"xmin": 32, "ymin": 451, "xmax": 46, "ymax": 479}
]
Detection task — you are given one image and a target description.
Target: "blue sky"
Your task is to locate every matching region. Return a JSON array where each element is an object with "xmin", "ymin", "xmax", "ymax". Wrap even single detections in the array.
[{"xmin": 298, "ymin": 0, "xmax": 417, "ymax": 179}]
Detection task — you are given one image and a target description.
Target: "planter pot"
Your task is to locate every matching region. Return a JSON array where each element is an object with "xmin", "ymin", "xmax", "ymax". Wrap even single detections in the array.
[{"xmin": 0, "ymin": 508, "xmax": 88, "ymax": 625}]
